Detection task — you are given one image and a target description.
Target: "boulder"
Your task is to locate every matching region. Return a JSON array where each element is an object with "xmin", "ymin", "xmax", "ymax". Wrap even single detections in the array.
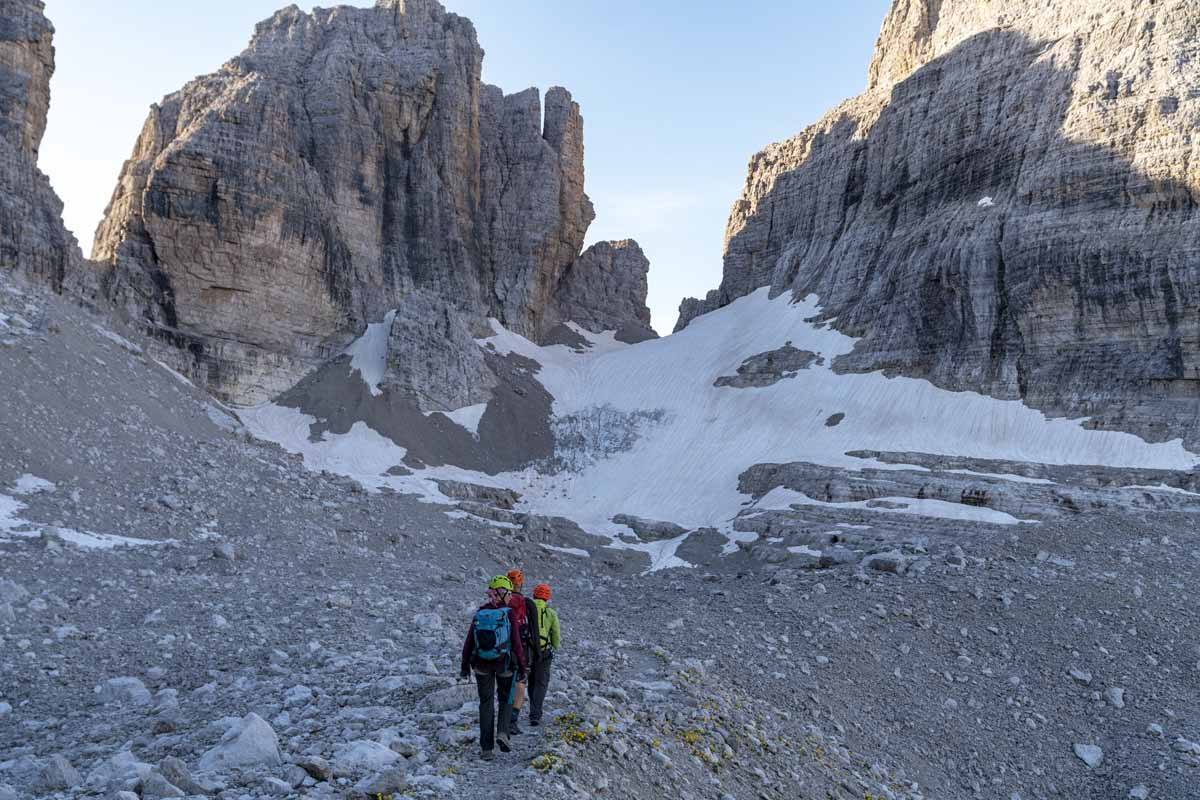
[
  {"xmin": 138, "ymin": 771, "xmax": 185, "ymax": 799},
  {"xmin": 416, "ymin": 683, "xmax": 474, "ymax": 714},
  {"xmin": 1073, "ymin": 743, "xmax": 1104, "ymax": 769},
  {"xmin": 350, "ymin": 769, "xmax": 408, "ymax": 799},
  {"xmin": 157, "ymin": 756, "xmax": 207, "ymax": 796},
  {"xmin": 95, "ymin": 677, "xmax": 152, "ymax": 706},
  {"xmin": 197, "ymin": 713, "xmax": 281, "ymax": 772},
  {"xmin": 331, "ymin": 741, "xmax": 401, "ymax": 778},
  {"xmin": 0, "ymin": 579, "xmax": 28, "ymax": 606},
  {"xmin": 83, "ymin": 751, "xmax": 153, "ymax": 794},
  {"xmin": 35, "ymin": 755, "xmax": 80, "ymax": 792}
]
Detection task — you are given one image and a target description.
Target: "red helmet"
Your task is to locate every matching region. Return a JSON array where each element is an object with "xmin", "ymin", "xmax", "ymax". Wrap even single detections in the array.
[
  {"xmin": 507, "ymin": 569, "xmax": 524, "ymax": 589},
  {"xmin": 533, "ymin": 583, "xmax": 551, "ymax": 601}
]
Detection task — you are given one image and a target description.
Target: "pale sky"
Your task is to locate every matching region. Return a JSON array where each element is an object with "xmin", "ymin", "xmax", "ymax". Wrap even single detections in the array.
[{"xmin": 39, "ymin": 0, "xmax": 891, "ymax": 333}]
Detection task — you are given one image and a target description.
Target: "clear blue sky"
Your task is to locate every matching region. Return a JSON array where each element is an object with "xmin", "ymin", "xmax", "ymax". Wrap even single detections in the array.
[{"xmin": 39, "ymin": 0, "xmax": 892, "ymax": 332}]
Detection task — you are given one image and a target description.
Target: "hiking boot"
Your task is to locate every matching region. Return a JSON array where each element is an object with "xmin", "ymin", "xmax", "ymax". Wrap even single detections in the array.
[
  {"xmin": 510, "ymin": 721, "xmax": 524, "ymax": 735},
  {"xmin": 480, "ymin": 750, "xmax": 495, "ymax": 761},
  {"xmin": 497, "ymin": 735, "xmax": 511, "ymax": 753},
  {"xmin": 529, "ymin": 718, "xmax": 541, "ymax": 727}
]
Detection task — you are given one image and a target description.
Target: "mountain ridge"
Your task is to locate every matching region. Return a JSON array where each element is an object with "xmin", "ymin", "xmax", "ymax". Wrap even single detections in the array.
[{"xmin": 678, "ymin": 0, "xmax": 1200, "ymax": 449}]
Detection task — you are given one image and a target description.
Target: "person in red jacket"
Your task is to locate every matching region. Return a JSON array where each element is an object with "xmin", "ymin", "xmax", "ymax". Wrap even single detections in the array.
[
  {"xmin": 460, "ymin": 576, "xmax": 527, "ymax": 760},
  {"xmin": 505, "ymin": 568, "xmax": 539, "ymax": 734}
]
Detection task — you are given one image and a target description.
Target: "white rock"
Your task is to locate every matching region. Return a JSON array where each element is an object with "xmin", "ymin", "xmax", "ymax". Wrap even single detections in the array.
[
  {"xmin": 1129, "ymin": 785, "xmax": 1149, "ymax": 799},
  {"xmin": 1171, "ymin": 737, "xmax": 1200, "ymax": 755},
  {"xmin": 95, "ymin": 677, "xmax": 152, "ymax": 706},
  {"xmin": 283, "ymin": 685, "xmax": 313, "ymax": 708},
  {"xmin": 412, "ymin": 612, "xmax": 442, "ymax": 631},
  {"xmin": 332, "ymin": 740, "xmax": 400, "ymax": 777},
  {"xmin": 0, "ymin": 702, "xmax": 11, "ymax": 716},
  {"xmin": 197, "ymin": 713, "xmax": 281, "ymax": 772},
  {"xmin": 1105, "ymin": 687, "xmax": 1126, "ymax": 709},
  {"xmin": 416, "ymin": 683, "xmax": 473, "ymax": 713},
  {"xmin": 1073, "ymin": 743, "xmax": 1104, "ymax": 769},
  {"xmin": 83, "ymin": 751, "xmax": 153, "ymax": 793},
  {"xmin": 1068, "ymin": 668, "xmax": 1093, "ymax": 686},
  {"xmin": 262, "ymin": 776, "xmax": 292, "ymax": 795},
  {"xmin": 0, "ymin": 579, "xmax": 28, "ymax": 605}
]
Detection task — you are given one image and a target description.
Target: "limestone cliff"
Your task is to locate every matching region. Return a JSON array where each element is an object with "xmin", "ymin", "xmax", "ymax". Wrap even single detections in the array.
[
  {"xmin": 678, "ymin": 0, "xmax": 1200, "ymax": 448},
  {"xmin": 94, "ymin": 0, "xmax": 653, "ymax": 404},
  {"xmin": 0, "ymin": 0, "xmax": 83, "ymax": 292}
]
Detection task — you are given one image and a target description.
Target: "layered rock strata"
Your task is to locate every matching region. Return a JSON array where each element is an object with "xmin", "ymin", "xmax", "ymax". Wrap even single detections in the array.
[
  {"xmin": 0, "ymin": 0, "xmax": 84, "ymax": 292},
  {"xmin": 678, "ymin": 0, "xmax": 1200, "ymax": 449},
  {"xmin": 93, "ymin": 0, "xmax": 653, "ymax": 404}
]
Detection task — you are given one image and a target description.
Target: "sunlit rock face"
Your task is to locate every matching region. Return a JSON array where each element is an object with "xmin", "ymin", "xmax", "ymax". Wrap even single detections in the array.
[
  {"xmin": 0, "ymin": 0, "xmax": 85, "ymax": 293},
  {"xmin": 679, "ymin": 0, "xmax": 1200, "ymax": 449},
  {"xmin": 93, "ymin": 0, "xmax": 650, "ymax": 404}
]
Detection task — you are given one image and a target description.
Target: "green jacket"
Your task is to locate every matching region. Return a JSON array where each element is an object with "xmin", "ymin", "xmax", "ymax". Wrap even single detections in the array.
[{"xmin": 533, "ymin": 598, "xmax": 561, "ymax": 654}]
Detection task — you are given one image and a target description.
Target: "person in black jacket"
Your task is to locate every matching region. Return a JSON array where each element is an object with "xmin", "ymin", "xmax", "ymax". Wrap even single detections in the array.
[
  {"xmin": 505, "ymin": 568, "xmax": 539, "ymax": 735},
  {"xmin": 460, "ymin": 576, "xmax": 527, "ymax": 760}
]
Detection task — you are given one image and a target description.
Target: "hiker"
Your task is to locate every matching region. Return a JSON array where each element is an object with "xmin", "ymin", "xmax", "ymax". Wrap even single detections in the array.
[
  {"xmin": 528, "ymin": 583, "xmax": 561, "ymax": 727},
  {"xmin": 460, "ymin": 575, "xmax": 527, "ymax": 760},
  {"xmin": 505, "ymin": 568, "xmax": 539, "ymax": 735}
]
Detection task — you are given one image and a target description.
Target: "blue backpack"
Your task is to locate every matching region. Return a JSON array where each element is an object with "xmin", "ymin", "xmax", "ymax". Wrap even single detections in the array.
[{"xmin": 472, "ymin": 608, "xmax": 511, "ymax": 661}]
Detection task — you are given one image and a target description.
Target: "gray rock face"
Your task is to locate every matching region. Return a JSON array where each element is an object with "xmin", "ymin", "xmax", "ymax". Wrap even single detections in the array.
[
  {"xmin": 381, "ymin": 290, "xmax": 497, "ymax": 414},
  {"xmin": 714, "ymin": 344, "xmax": 821, "ymax": 388},
  {"xmin": 678, "ymin": 0, "xmax": 1200, "ymax": 449},
  {"xmin": 548, "ymin": 239, "xmax": 657, "ymax": 343},
  {"xmin": 0, "ymin": 0, "xmax": 85, "ymax": 293},
  {"xmin": 93, "ymin": 0, "xmax": 650, "ymax": 404}
]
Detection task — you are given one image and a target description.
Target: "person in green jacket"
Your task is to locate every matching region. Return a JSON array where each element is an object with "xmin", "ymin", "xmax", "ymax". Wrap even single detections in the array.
[{"xmin": 528, "ymin": 583, "xmax": 561, "ymax": 726}]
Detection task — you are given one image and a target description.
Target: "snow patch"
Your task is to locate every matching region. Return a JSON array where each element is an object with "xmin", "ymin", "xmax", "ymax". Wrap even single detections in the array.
[
  {"xmin": 239, "ymin": 404, "xmax": 408, "ymax": 482},
  {"xmin": 978, "ymin": 196, "xmax": 996, "ymax": 208},
  {"xmin": 0, "ymin": 493, "xmax": 165, "ymax": 550},
  {"xmin": 12, "ymin": 475, "xmax": 56, "ymax": 495},
  {"xmin": 92, "ymin": 324, "xmax": 144, "ymax": 355},
  {"xmin": 606, "ymin": 529, "xmax": 694, "ymax": 574},
  {"xmin": 945, "ymin": 469, "xmax": 1056, "ymax": 485},
  {"xmin": 1124, "ymin": 483, "xmax": 1200, "ymax": 498},
  {"xmin": 436, "ymin": 403, "xmax": 488, "ymax": 436},
  {"xmin": 247, "ymin": 288, "xmax": 1198, "ymax": 569},
  {"xmin": 345, "ymin": 311, "xmax": 397, "ymax": 397},
  {"xmin": 154, "ymin": 359, "xmax": 196, "ymax": 387},
  {"xmin": 540, "ymin": 544, "xmax": 591, "ymax": 558},
  {"xmin": 787, "ymin": 492, "xmax": 1033, "ymax": 526}
]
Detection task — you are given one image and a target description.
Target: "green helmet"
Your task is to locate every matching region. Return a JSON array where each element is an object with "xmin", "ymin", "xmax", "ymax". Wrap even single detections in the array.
[{"xmin": 488, "ymin": 575, "xmax": 514, "ymax": 591}]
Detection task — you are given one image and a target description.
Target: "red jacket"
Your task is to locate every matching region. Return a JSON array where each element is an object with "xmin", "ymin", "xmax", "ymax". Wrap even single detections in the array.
[{"xmin": 461, "ymin": 601, "xmax": 526, "ymax": 675}]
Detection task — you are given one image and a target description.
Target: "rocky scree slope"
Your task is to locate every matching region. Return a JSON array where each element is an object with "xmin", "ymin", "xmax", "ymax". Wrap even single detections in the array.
[
  {"xmin": 0, "ymin": 270, "xmax": 929, "ymax": 800},
  {"xmin": 677, "ymin": 0, "xmax": 1200, "ymax": 450},
  {"xmin": 2, "ymin": 271, "xmax": 1199, "ymax": 800},
  {"xmin": 92, "ymin": 0, "xmax": 654, "ymax": 405},
  {"xmin": 0, "ymin": 0, "xmax": 86, "ymax": 295}
]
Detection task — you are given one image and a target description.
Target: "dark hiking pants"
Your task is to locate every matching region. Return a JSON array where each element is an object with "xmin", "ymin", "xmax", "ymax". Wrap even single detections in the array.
[
  {"xmin": 529, "ymin": 652, "xmax": 553, "ymax": 723},
  {"xmin": 475, "ymin": 670, "xmax": 513, "ymax": 752}
]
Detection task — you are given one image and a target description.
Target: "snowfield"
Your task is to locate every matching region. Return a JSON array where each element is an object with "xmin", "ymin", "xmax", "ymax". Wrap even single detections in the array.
[{"xmin": 241, "ymin": 289, "xmax": 1199, "ymax": 563}]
